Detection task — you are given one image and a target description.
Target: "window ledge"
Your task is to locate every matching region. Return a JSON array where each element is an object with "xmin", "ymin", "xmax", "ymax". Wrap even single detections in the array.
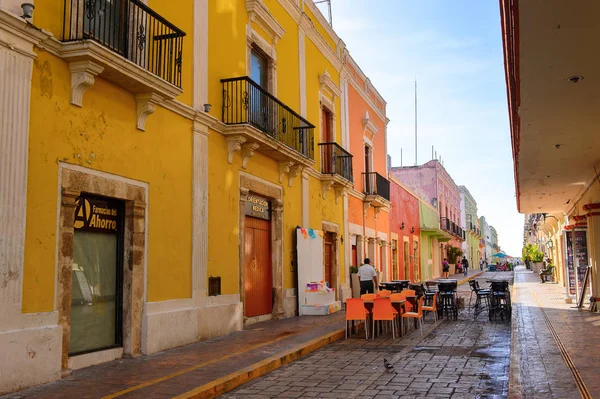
[{"xmin": 44, "ymin": 38, "xmax": 183, "ymax": 130}]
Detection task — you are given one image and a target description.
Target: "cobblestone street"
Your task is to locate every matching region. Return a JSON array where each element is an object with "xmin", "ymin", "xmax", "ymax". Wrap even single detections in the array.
[{"xmin": 223, "ymin": 272, "xmax": 513, "ymax": 399}]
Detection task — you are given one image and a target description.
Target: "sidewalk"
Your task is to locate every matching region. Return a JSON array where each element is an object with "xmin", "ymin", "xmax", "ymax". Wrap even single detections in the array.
[
  {"xmin": 2, "ymin": 314, "xmax": 346, "ymax": 399},
  {"xmin": 509, "ymin": 266, "xmax": 598, "ymax": 399},
  {"xmin": 3, "ymin": 270, "xmax": 489, "ymax": 399}
]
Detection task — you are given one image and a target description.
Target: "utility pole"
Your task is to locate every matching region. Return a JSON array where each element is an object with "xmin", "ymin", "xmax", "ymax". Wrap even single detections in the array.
[{"xmin": 414, "ymin": 79, "xmax": 418, "ymax": 166}]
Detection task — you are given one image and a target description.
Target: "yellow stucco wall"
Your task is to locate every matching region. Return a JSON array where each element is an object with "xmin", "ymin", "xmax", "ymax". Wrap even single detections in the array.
[
  {"xmin": 23, "ymin": 49, "xmax": 194, "ymax": 313},
  {"xmin": 205, "ymin": 0, "xmax": 346, "ymax": 295}
]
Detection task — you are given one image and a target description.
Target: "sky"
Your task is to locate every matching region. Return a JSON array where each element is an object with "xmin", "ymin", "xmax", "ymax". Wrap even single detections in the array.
[{"xmin": 318, "ymin": 0, "xmax": 524, "ymax": 256}]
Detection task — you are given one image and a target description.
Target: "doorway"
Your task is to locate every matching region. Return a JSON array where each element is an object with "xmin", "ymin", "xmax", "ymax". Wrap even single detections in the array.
[
  {"xmin": 244, "ymin": 216, "xmax": 273, "ymax": 317},
  {"xmin": 351, "ymin": 244, "xmax": 358, "ymax": 268},
  {"xmin": 70, "ymin": 195, "xmax": 124, "ymax": 356},
  {"xmin": 403, "ymin": 241, "xmax": 410, "ymax": 280},
  {"xmin": 324, "ymin": 232, "xmax": 334, "ymax": 289},
  {"xmin": 392, "ymin": 240, "xmax": 398, "ymax": 280}
]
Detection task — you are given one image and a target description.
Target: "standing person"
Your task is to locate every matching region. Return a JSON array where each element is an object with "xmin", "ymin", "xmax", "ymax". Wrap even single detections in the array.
[
  {"xmin": 358, "ymin": 258, "xmax": 378, "ymax": 295},
  {"xmin": 462, "ymin": 257, "xmax": 469, "ymax": 276},
  {"xmin": 442, "ymin": 258, "xmax": 450, "ymax": 279},
  {"xmin": 479, "ymin": 259, "xmax": 484, "ymax": 271}
]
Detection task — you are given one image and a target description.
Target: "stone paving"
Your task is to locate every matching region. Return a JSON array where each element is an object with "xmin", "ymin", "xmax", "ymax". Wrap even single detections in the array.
[
  {"xmin": 511, "ymin": 266, "xmax": 598, "ymax": 399},
  {"xmin": 223, "ymin": 272, "xmax": 514, "ymax": 399}
]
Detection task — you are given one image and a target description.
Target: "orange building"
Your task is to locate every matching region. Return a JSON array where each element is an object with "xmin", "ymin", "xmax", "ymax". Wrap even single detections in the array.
[{"xmin": 342, "ymin": 54, "xmax": 391, "ymax": 283}]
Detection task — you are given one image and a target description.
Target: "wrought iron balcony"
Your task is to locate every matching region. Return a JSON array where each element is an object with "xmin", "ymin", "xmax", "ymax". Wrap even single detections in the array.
[
  {"xmin": 440, "ymin": 217, "xmax": 451, "ymax": 233},
  {"xmin": 63, "ymin": 0, "xmax": 186, "ymax": 87},
  {"xmin": 221, "ymin": 77, "xmax": 315, "ymax": 159},
  {"xmin": 319, "ymin": 143, "xmax": 353, "ymax": 182},
  {"xmin": 363, "ymin": 172, "xmax": 390, "ymax": 202}
]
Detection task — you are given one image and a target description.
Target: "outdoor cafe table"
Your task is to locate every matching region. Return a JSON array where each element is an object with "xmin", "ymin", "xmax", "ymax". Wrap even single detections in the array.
[{"xmin": 362, "ymin": 299, "xmax": 407, "ymax": 337}]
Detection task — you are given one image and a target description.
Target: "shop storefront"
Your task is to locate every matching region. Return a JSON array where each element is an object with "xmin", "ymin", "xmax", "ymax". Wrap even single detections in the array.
[{"xmin": 71, "ymin": 195, "xmax": 124, "ymax": 355}]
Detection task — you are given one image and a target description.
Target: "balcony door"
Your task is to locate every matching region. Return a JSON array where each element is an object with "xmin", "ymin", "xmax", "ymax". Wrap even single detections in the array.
[
  {"xmin": 324, "ymin": 232, "xmax": 334, "ymax": 289},
  {"xmin": 364, "ymin": 145, "xmax": 373, "ymax": 193},
  {"xmin": 322, "ymin": 108, "xmax": 334, "ymax": 174},
  {"xmin": 250, "ymin": 49, "xmax": 273, "ymax": 134}
]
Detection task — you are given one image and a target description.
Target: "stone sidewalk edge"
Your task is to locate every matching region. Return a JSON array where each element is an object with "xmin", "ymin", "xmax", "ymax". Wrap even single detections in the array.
[
  {"xmin": 508, "ymin": 269, "xmax": 521, "ymax": 399},
  {"xmin": 171, "ymin": 272, "xmax": 484, "ymax": 399},
  {"xmin": 172, "ymin": 328, "xmax": 346, "ymax": 399}
]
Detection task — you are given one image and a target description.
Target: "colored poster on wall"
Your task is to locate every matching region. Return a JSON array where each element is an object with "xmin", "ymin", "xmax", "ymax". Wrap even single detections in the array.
[
  {"xmin": 575, "ymin": 230, "xmax": 589, "ymax": 294},
  {"xmin": 566, "ymin": 232, "xmax": 575, "ymax": 295}
]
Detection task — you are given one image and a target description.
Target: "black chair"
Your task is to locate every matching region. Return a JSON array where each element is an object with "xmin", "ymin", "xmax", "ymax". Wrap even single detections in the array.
[
  {"xmin": 437, "ymin": 282, "xmax": 458, "ymax": 321},
  {"xmin": 468, "ymin": 280, "xmax": 491, "ymax": 319},
  {"xmin": 489, "ymin": 280, "xmax": 511, "ymax": 321}
]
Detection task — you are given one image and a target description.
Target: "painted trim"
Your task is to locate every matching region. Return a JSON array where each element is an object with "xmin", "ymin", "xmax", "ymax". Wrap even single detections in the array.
[
  {"xmin": 298, "ymin": 27, "xmax": 306, "ymax": 117},
  {"xmin": 192, "ymin": 123, "xmax": 210, "ymax": 304}
]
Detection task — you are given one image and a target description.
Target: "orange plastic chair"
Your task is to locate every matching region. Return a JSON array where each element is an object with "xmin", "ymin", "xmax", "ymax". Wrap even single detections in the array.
[
  {"xmin": 345, "ymin": 298, "xmax": 370, "ymax": 339},
  {"xmin": 372, "ymin": 298, "xmax": 398, "ymax": 340},
  {"xmin": 402, "ymin": 296, "xmax": 424, "ymax": 335},
  {"xmin": 361, "ymin": 293, "xmax": 377, "ymax": 301},
  {"xmin": 390, "ymin": 293, "xmax": 408, "ymax": 333},
  {"xmin": 378, "ymin": 290, "xmax": 391, "ymax": 298},
  {"xmin": 421, "ymin": 292, "xmax": 438, "ymax": 325},
  {"xmin": 399, "ymin": 290, "xmax": 415, "ymax": 312}
]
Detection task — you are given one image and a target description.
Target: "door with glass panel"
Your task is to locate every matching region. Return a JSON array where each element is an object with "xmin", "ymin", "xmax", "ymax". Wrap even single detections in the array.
[
  {"xmin": 250, "ymin": 49, "xmax": 271, "ymax": 134},
  {"xmin": 70, "ymin": 195, "xmax": 123, "ymax": 355}
]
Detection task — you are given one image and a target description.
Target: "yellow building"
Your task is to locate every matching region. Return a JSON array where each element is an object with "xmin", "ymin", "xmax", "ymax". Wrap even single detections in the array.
[{"xmin": 0, "ymin": 0, "xmax": 368, "ymax": 393}]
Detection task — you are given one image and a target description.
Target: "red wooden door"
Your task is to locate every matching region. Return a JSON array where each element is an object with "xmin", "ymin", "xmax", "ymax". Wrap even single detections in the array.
[
  {"xmin": 351, "ymin": 245, "xmax": 358, "ymax": 268},
  {"xmin": 244, "ymin": 216, "xmax": 272, "ymax": 317},
  {"xmin": 324, "ymin": 232, "xmax": 334, "ymax": 288}
]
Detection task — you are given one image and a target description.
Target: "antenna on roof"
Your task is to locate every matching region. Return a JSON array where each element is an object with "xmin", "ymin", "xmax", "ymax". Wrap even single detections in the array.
[{"xmin": 314, "ymin": 0, "xmax": 333, "ymax": 26}]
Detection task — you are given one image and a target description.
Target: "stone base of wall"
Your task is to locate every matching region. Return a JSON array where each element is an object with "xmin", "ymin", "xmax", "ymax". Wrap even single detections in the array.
[
  {"xmin": 283, "ymin": 288, "xmax": 297, "ymax": 318},
  {"xmin": 0, "ymin": 313, "xmax": 62, "ymax": 395},
  {"xmin": 142, "ymin": 295, "xmax": 243, "ymax": 355},
  {"xmin": 340, "ymin": 283, "xmax": 352, "ymax": 302}
]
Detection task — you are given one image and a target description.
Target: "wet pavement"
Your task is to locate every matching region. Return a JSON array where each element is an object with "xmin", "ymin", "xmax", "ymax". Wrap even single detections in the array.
[
  {"xmin": 222, "ymin": 272, "xmax": 514, "ymax": 399},
  {"xmin": 510, "ymin": 266, "xmax": 596, "ymax": 399}
]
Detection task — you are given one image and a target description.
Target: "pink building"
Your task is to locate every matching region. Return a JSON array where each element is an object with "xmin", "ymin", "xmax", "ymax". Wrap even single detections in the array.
[{"xmin": 390, "ymin": 160, "xmax": 465, "ymax": 264}]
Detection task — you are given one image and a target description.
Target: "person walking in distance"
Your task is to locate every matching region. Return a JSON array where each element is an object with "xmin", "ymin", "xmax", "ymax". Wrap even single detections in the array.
[
  {"xmin": 462, "ymin": 257, "xmax": 469, "ymax": 276},
  {"xmin": 442, "ymin": 258, "xmax": 450, "ymax": 279},
  {"xmin": 358, "ymin": 258, "xmax": 378, "ymax": 295},
  {"xmin": 479, "ymin": 258, "xmax": 484, "ymax": 271}
]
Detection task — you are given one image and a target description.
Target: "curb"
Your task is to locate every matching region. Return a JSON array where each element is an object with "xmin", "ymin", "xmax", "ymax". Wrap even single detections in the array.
[
  {"xmin": 508, "ymin": 269, "xmax": 522, "ymax": 399},
  {"xmin": 457, "ymin": 271, "xmax": 484, "ymax": 286},
  {"xmin": 172, "ymin": 328, "xmax": 346, "ymax": 399}
]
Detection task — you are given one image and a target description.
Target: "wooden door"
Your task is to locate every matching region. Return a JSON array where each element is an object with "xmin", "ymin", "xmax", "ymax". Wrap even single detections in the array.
[
  {"xmin": 392, "ymin": 241, "xmax": 398, "ymax": 280},
  {"xmin": 244, "ymin": 216, "xmax": 272, "ymax": 317},
  {"xmin": 403, "ymin": 241, "xmax": 410, "ymax": 280},
  {"xmin": 324, "ymin": 232, "xmax": 334, "ymax": 288},
  {"xmin": 352, "ymin": 245, "xmax": 358, "ymax": 268}
]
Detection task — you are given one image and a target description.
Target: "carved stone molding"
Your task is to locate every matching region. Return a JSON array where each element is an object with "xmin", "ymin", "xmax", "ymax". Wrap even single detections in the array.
[
  {"xmin": 69, "ymin": 61, "xmax": 104, "ymax": 107},
  {"xmin": 363, "ymin": 201, "xmax": 371, "ymax": 216},
  {"xmin": 319, "ymin": 70, "xmax": 341, "ymax": 101},
  {"xmin": 246, "ymin": 0, "xmax": 286, "ymax": 44},
  {"xmin": 241, "ymin": 143, "xmax": 260, "ymax": 169},
  {"xmin": 334, "ymin": 187, "xmax": 345, "ymax": 204},
  {"xmin": 374, "ymin": 206, "xmax": 382, "ymax": 219},
  {"xmin": 136, "ymin": 93, "xmax": 163, "ymax": 131},
  {"xmin": 321, "ymin": 179, "xmax": 335, "ymax": 199},
  {"xmin": 226, "ymin": 136, "xmax": 247, "ymax": 164},
  {"xmin": 288, "ymin": 164, "xmax": 303, "ymax": 187},
  {"xmin": 278, "ymin": 161, "xmax": 293, "ymax": 183},
  {"xmin": 362, "ymin": 110, "xmax": 379, "ymax": 136}
]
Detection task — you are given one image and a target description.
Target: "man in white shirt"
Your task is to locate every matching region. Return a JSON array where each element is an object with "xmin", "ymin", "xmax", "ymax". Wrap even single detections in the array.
[{"xmin": 358, "ymin": 258, "xmax": 378, "ymax": 295}]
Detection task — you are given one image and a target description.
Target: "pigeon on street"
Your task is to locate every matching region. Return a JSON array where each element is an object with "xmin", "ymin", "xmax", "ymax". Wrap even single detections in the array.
[{"xmin": 383, "ymin": 358, "xmax": 395, "ymax": 373}]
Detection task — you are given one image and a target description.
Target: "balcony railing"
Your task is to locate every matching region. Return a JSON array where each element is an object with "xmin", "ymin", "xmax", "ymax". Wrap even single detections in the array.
[
  {"xmin": 363, "ymin": 172, "xmax": 390, "ymax": 201},
  {"xmin": 440, "ymin": 218, "xmax": 465, "ymax": 240},
  {"xmin": 319, "ymin": 143, "xmax": 353, "ymax": 182},
  {"xmin": 221, "ymin": 77, "xmax": 315, "ymax": 159},
  {"xmin": 63, "ymin": 0, "xmax": 185, "ymax": 87}
]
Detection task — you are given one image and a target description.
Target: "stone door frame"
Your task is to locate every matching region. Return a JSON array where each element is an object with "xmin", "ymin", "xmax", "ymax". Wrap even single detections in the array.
[
  {"xmin": 238, "ymin": 173, "xmax": 284, "ymax": 321},
  {"xmin": 55, "ymin": 164, "xmax": 147, "ymax": 371}
]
